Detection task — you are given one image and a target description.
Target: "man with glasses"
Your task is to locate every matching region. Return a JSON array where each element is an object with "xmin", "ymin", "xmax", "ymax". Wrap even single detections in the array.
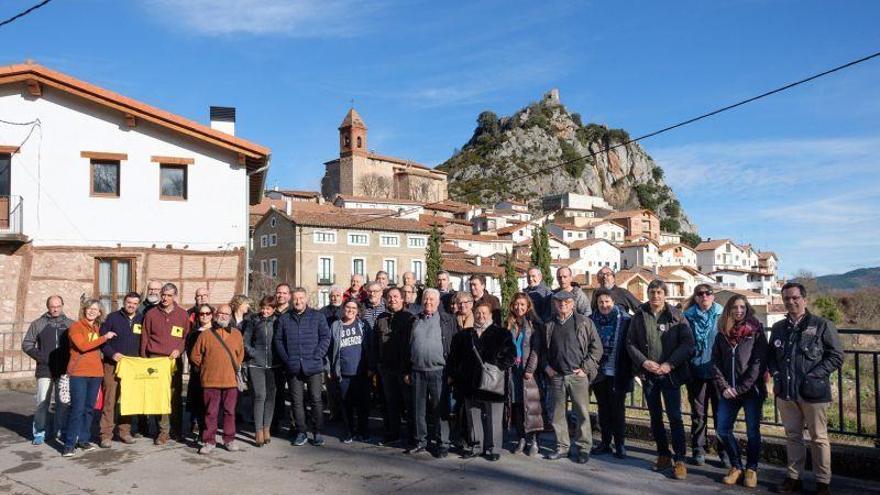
[
  {"xmin": 372, "ymin": 287, "xmax": 416, "ymax": 446},
  {"xmin": 768, "ymin": 282, "xmax": 843, "ymax": 495},
  {"xmin": 592, "ymin": 267, "xmax": 641, "ymax": 314},
  {"xmin": 361, "ymin": 282, "xmax": 386, "ymax": 328},
  {"xmin": 452, "ymin": 292, "xmax": 474, "ymax": 331},
  {"xmin": 682, "ymin": 284, "xmax": 726, "ymax": 467},
  {"xmin": 402, "ymin": 285, "xmax": 422, "ymax": 316},
  {"xmin": 98, "ymin": 292, "xmax": 144, "ymax": 448},
  {"xmin": 141, "ymin": 283, "xmax": 191, "ymax": 445},
  {"xmin": 139, "ymin": 280, "xmax": 163, "ymax": 316}
]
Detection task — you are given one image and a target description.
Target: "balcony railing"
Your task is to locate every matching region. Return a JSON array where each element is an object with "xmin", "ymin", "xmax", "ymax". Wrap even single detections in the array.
[
  {"xmin": 317, "ymin": 274, "xmax": 335, "ymax": 286},
  {"xmin": 0, "ymin": 195, "xmax": 25, "ymax": 241}
]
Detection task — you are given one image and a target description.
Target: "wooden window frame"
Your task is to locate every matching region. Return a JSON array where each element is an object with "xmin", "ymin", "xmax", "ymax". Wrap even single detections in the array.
[
  {"xmin": 89, "ymin": 159, "xmax": 121, "ymax": 198},
  {"xmin": 159, "ymin": 163, "xmax": 188, "ymax": 201},
  {"xmin": 93, "ymin": 257, "xmax": 137, "ymax": 312}
]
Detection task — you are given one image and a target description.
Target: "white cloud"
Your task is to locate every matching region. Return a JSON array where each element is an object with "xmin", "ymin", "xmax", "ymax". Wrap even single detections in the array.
[{"xmin": 141, "ymin": 0, "xmax": 382, "ymax": 37}]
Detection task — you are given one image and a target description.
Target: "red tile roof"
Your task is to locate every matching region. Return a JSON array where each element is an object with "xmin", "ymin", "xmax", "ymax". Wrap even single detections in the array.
[
  {"xmin": 442, "ymin": 259, "xmax": 504, "ymax": 276},
  {"xmin": 283, "ymin": 209, "xmax": 431, "ymax": 233},
  {"xmin": 334, "ymin": 194, "xmax": 424, "ymax": 206},
  {"xmin": 695, "ymin": 239, "xmax": 733, "ymax": 251}
]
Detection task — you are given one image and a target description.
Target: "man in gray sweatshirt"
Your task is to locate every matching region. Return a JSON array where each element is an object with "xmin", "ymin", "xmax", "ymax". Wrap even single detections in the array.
[{"xmin": 403, "ymin": 289, "xmax": 456, "ymax": 457}]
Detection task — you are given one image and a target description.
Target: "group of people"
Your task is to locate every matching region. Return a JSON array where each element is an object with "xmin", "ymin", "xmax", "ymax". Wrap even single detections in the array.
[{"xmin": 21, "ymin": 266, "xmax": 844, "ymax": 494}]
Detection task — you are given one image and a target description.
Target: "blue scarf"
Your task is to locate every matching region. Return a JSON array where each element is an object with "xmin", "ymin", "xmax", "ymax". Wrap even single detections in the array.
[
  {"xmin": 590, "ymin": 306, "xmax": 622, "ymax": 375},
  {"xmin": 684, "ymin": 302, "xmax": 722, "ymax": 367}
]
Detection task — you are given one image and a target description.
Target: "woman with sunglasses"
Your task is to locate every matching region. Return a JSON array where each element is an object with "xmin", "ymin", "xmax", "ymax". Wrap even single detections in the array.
[
  {"xmin": 185, "ymin": 303, "xmax": 214, "ymax": 440},
  {"xmin": 711, "ymin": 295, "xmax": 767, "ymax": 488},
  {"xmin": 682, "ymin": 284, "xmax": 727, "ymax": 467}
]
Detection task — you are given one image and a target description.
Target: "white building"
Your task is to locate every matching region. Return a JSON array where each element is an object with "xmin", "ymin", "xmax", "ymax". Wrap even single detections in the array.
[
  {"xmin": 696, "ymin": 239, "xmax": 746, "ymax": 273},
  {"xmin": 568, "ymin": 239, "xmax": 622, "ymax": 272},
  {"xmin": 659, "ymin": 232, "xmax": 681, "ymax": 245},
  {"xmin": 659, "ymin": 243, "xmax": 698, "ymax": 268},
  {"xmin": 710, "ymin": 268, "xmax": 776, "ymax": 296},
  {"xmin": 621, "ymin": 240, "xmax": 660, "ymax": 270},
  {"xmin": 0, "ymin": 62, "xmax": 270, "ymax": 327},
  {"xmin": 443, "ymin": 233, "xmax": 515, "ymax": 258},
  {"xmin": 332, "ymin": 194, "xmax": 424, "ymax": 220},
  {"xmin": 542, "ymin": 192, "xmax": 613, "ymax": 213}
]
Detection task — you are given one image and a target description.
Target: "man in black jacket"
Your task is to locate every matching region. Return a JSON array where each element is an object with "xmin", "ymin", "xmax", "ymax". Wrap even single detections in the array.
[
  {"xmin": 592, "ymin": 266, "xmax": 642, "ymax": 314},
  {"xmin": 21, "ymin": 295, "xmax": 74, "ymax": 445},
  {"xmin": 99, "ymin": 292, "xmax": 144, "ymax": 447},
  {"xmin": 626, "ymin": 279, "xmax": 694, "ymax": 480},
  {"xmin": 371, "ymin": 287, "xmax": 416, "ymax": 446},
  {"xmin": 768, "ymin": 283, "xmax": 843, "ymax": 495}
]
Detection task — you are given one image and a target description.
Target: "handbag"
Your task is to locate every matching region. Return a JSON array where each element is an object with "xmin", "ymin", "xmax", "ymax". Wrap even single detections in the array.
[
  {"xmin": 209, "ymin": 328, "xmax": 248, "ymax": 392},
  {"xmin": 58, "ymin": 352, "xmax": 86, "ymax": 405},
  {"xmin": 471, "ymin": 333, "xmax": 505, "ymax": 395},
  {"xmin": 94, "ymin": 385, "xmax": 104, "ymax": 410}
]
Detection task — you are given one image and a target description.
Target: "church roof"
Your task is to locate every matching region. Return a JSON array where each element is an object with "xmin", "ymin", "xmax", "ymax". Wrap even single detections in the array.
[{"xmin": 340, "ymin": 108, "xmax": 366, "ymax": 128}]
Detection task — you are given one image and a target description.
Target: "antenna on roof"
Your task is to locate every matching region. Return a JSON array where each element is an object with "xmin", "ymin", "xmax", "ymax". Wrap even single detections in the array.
[{"xmin": 350, "ymin": 98, "xmax": 355, "ymax": 109}]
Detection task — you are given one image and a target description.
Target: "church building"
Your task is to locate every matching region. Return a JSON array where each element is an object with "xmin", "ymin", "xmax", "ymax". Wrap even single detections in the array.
[{"xmin": 321, "ymin": 108, "xmax": 448, "ymax": 203}]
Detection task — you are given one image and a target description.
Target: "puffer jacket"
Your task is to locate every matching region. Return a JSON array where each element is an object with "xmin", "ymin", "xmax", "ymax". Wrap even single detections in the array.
[
  {"xmin": 767, "ymin": 311, "xmax": 843, "ymax": 403},
  {"xmin": 507, "ymin": 318, "xmax": 545, "ymax": 433},
  {"xmin": 21, "ymin": 312, "xmax": 74, "ymax": 379},
  {"xmin": 273, "ymin": 307, "xmax": 331, "ymax": 376},
  {"xmin": 711, "ymin": 318, "xmax": 768, "ymax": 397},
  {"xmin": 244, "ymin": 314, "xmax": 278, "ymax": 368}
]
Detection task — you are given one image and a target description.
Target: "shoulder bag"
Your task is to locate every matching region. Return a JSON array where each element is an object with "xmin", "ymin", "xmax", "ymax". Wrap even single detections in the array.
[
  {"xmin": 471, "ymin": 332, "xmax": 505, "ymax": 395},
  {"xmin": 210, "ymin": 329, "xmax": 248, "ymax": 392}
]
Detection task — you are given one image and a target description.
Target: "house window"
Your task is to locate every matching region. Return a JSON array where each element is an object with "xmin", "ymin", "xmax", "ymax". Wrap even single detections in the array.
[
  {"xmin": 380, "ymin": 234, "xmax": 400, "ymax": 247},
  {"xmin": 408, "ymin": 236, "xmax": 427, "ymax": 248},
  {"xmin": 269, "ymin": 259, "xmax": 278, "ymax": 277},
  {"xmin": 567, "ymin": 232, "xmax": 573, "ymax": 238},
  {"xmin": 383, "ymin": 259, "xmax": 397, "ymax": 282},
  {"xmin": 317, "ymin": 290, "xmax": 329, "ymax": 307},
  {"xmin": 348, "ymin": 232, "xmax": 369, "ymax": 246},
  {"xmin": 270, "ymin": 217, "xmax": 276, "ymax": 228},
  {"xmin": 160, "ymin": 164, "xmax": 187, "ymax": 200},
  {"xmin": 352, "ymin": 257, "xmax": 366, "ymax": 277},
  {"xmin": 411, "ymin": 260, "xmax": 424, "ymax": 282},
  {"xmin": 90, "ymin": 160, "xmax": 120, "ymax": 197},
  {"xmin": 314, "ymin": 231, "xmax": 337, "ymax": 244},
  {"xmin": 318, "ymin": 257, "xmax": 333, "ymax": 285},
  {"xmin": 261, "ymin": 259, "xmax": 268, "ymax": 274},
  {"xmin": 269, "ymin": 233, "xmax": 277, "ymax": 246},
  {"xmin": 95, "ymin": 258, "xmax": 135, "ymax": 313},
  {"xmin": 260, "ymin": 235, "xmax": 268, "ymax": 248}
]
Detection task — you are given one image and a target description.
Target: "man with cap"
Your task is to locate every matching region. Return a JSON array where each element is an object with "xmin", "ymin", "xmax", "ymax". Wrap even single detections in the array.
[{"xmin": 542, "ymin": 290, "xmax": 603, "ymax": 464}]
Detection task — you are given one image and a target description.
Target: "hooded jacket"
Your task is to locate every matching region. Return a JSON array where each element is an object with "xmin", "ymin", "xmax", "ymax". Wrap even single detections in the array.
[{"xmin": 21, "ymin": 312, "xmax": 74, "ymax": 379}]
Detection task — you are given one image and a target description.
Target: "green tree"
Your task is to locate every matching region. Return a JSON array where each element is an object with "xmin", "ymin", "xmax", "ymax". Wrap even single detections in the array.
[
  {"xmin": 813, "ymin": 295, "xmax": 842, "ymax": 324},
  {"xmin": 535, "ymin": 224, "xmax": 553, "ymax": 286},
  {"xmin": 500, "ymin": 250, "xmax": 519, "ymax": 320},
  {"xmin": 425, "ymin": 226, "xmax": 443, "ymax": 288},
  {"xmin": 660, "ymin": 217, "xmax": 681, "ymax": 234},
  {"xmin": 679, "ymin": 232, "xmax": 701, "ymax": 248}
]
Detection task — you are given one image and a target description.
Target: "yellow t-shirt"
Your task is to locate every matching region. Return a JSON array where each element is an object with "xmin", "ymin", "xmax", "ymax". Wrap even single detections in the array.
[{"xmin": 115, "ymin": 357, "xmax": 175, "ymax": 415}]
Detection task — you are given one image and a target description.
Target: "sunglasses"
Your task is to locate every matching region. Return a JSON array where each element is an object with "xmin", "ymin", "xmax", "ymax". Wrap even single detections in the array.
[
  {"xmin": 198, "ymin": 312, "xmax": 213, "ymax": 316},
  {"xmin": 696, "ymin": 291, "xmax": 714, "ymax": 297}
]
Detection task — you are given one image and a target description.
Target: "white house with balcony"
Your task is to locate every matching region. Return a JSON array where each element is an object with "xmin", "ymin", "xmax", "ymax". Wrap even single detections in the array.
[
  {"xmin": 709, "ymin": 268, "xmax": 776, "ymax": 296},
  {"xmin": 696, "ymin": 239, "xmax": 746, "ymax": 273},
  {"xmin": 621, "ymin": 240, "xmax": 660, "ymax": 270},
  {"xmin": 0, "ymin": 62, "xmax": 270, "ymax": 329},
  {"xmin": 659, "ymin": 243, "xmax": 698, "ymax": 269},
  {"xmin": 568, "ymin": 238, "xmax": 621, "ymax": 272}
]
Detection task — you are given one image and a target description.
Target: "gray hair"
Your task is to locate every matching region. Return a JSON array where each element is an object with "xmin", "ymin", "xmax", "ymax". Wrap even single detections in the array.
[
  {"xmin": 161, "ymin": 282, "xmax": 178, "ymax": 295},
  {"xmin": 366, "ymin": 281, "xmax": 382, "ymax": 292},
  {"xmin": 329, "ymin": 285, "xmax": 343, "ymax": 295},
  {"xmin": 454, "ymin": 291, "xmax": 473, "ymax": 303},
  {"xmin": 422, "ymin": 288, "xmax": 440, "ymax": 300}
]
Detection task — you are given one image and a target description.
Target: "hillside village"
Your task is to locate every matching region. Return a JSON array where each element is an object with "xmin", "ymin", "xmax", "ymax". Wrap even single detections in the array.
[{"xmin": 0, "ymin": 62, "xmax": 785, "ymax": 365}]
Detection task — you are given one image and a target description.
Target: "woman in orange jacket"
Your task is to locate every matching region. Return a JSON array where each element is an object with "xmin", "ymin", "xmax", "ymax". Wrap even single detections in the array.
[{"xmin": 62, "ymin": 299, "xmax": 116, "ymax": 457}]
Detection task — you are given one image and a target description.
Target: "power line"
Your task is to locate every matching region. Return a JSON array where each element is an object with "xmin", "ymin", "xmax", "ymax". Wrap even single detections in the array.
[
  {"xmin": 0, "ymin": 0, "xmax": 54, "ymax": 29},
  {"xmin": 340, "ymin": 48, "xmax": 880, "ymax": 229}
]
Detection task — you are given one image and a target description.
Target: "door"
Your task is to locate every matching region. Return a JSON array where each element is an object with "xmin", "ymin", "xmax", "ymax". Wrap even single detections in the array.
[{"xmin": 0, "ymin": 153, "xmax": 10, "ymax": 229}]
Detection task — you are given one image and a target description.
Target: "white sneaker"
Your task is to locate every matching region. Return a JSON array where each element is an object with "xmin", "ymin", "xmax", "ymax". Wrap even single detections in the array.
[
  {"xmin": 198, "ymin": 443, "xmax": 215, "ymax": 455},
  {"xmin": 225, "ymin": 441, "xmax": 242, "ymax": 452}
]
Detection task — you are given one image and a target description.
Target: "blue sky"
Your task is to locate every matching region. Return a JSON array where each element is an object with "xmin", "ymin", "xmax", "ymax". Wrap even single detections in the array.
[{"xmin": 2, "ymin": 0, "xmax": 879, "ymax": 277}]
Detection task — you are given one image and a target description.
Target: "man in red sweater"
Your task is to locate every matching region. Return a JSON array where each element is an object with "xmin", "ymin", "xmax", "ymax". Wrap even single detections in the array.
[{"xmin": 141, "ymin": 282, "xmax": 191, "ymax": 445}]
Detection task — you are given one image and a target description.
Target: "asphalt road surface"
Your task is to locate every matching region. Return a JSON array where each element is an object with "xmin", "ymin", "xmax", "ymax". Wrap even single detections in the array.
[{"xmin": 0, "ymin": 389, "xmax": 876, "ymax": 495}]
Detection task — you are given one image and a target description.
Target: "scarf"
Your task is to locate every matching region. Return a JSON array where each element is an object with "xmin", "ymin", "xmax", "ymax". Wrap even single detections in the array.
[
  {"xmin": 590, "ymin": 306, "xmax": 621, "ymax": 373},
  {"xmin": 685, "ymin": 303, "xmax": 722, "ymax": 358},
  {"xmin": 726, "ymin": 317, "xmax": 761, "ymax": 347}
]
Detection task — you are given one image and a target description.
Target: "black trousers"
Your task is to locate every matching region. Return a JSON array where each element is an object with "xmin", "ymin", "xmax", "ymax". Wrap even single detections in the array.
[
  {"xmin": 289, "ymin": 372, "xmax": 323, "ymax": 435},
  {"xmin": 686, "ymin": 377, "xmax": 723, "ymax": 454},
  {"xmin": 592, "ymin": 377, "xmax": 627, "ymax": 447},
  {"xmin": 339, "ymin": 375, "xmax": 370, "ymax": 437},
  {"xmin": 379, "ymin": 367, "xmax": 412, "ymax": 442}
]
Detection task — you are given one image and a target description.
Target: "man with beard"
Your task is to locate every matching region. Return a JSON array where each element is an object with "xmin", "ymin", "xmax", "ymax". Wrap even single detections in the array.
[
  {"xmin": 361, "ymin": 282, "xmax": 387, "ymax": 328},
  {"xmin": 191, "ymin": 304, "xmax": 245, "ymax": 454},
  {"xmin": 320, "ymin": 286, "xmax": 345, "ymax": 327},
  {"xmin": 139, "ymin": 280, "xmax": 163, "ymax": 316},
  {"xmin": 591, "ymin": 266, "xmax": 641, "ymax": 315}
]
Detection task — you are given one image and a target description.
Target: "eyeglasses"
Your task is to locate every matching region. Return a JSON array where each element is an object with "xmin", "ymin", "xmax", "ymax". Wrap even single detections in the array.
[
  {"xmin": 696, "ymin": 291, "xmax": 713, "ymax": 297},
  {"xmin": 198, "ymin": 312, "xmax": 213, "ymax": 316},
  {"xmin": 215, "ymin": 312, "xmax": 231, "ymax": 316}
]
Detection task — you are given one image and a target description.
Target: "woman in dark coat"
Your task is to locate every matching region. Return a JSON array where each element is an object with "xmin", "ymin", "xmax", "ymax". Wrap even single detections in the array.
[
  {"xmin": 505, "ymin": 292, "xmax": 544, "ymax": 457},
  {"xmin": 447, "ymin": 301, "xmax": 516, "ymax": 461},
  {"xmin": 589, "ymin": 288, "xmax": 634, "ymax": 459}
]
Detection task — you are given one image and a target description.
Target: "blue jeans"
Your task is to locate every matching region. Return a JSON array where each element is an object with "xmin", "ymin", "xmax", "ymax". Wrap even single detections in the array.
[
  {"xmin": 64, "ymin": 376, "xmax": 101, "ymax": 448},
  {"xmin": 716, "ymin": 391, "xmax": 765, "ymax": 470},
  {"xmin": 643, "ymin": 377, "xmax": 686, "ymax": 461}
]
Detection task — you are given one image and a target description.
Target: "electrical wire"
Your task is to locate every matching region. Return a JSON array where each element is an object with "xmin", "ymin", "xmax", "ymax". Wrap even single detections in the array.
[{"xmin": 0, "ymin": 0, "xmax": 54, "ymax": 29}]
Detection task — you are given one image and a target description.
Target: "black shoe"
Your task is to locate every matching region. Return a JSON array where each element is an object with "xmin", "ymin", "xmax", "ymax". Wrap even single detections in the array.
[
  {"xmin": 310, "ymin": 434, "xmax": 325, "ymax": 447},
  {"xmin": 545, "ymin": 450, "xmax": 565, "ymax": 460},
  {"xmin": 778, "ymin": 477, "xmax": 803, "ymax": 493},
  {"xmin": 61, "ymin": 447, "xmax": 75, "ymax": 457},
  {"xmin": 461, "ymin": 447, "xmax": 478, "ymax": 459},
  {"xmin": 291, "ymin": 433, "xmax": 308, "ymax": 446},
  {"xmin": 405, "ymin": 445, "xmax": 427, "ymax": 455},
  {"xmin": 590, "ymin": 442, "xmax": 612, "ymax": 455},
  {"xmin": 436, "ymin": 447, "xmax": 449, "ymax": 458},
  {"xmin": 576, "ymin": 452, "xmax": 590, "ymax": 464},
  {"xmin": 613, "ymin": 444, "xmax": 627, "ymax": 459},
  {"xmin": 75, "ymin": 442, "xmax": 96, "ymax": 452},
  {"xmin": 692, "ymin": 449, "xmax": 705, "ymax": 466},
  {"xmin": 483, "ymin": 451, "xmax": 500, "ymax": 462}
]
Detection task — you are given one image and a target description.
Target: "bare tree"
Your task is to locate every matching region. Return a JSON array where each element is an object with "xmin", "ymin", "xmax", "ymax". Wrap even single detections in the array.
[
  {"xmin": 360, "ymin": 173, "xmax": 392, "ymax": 197},
  {"xmin": 409, "ymin": 178, "xmax": 435, "ymax": 202}
]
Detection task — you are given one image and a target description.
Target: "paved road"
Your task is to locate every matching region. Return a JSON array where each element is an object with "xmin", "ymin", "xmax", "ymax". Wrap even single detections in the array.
[{"xmin": 0, "ymin": 390, "xmax": 875, "ymax": 495}]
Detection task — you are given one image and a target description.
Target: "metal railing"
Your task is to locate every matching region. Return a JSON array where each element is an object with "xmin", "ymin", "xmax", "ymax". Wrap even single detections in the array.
[
  {"xmin": 317, "ymin": 274, "xmax": 336, "ymax": 285},
  {"xmin": 621, "ymin": 328, "xmax": 880, "ymax": 446},
  {"xmin": 0, "ymin": 195, "xmax": 24, "ymax": 234}
]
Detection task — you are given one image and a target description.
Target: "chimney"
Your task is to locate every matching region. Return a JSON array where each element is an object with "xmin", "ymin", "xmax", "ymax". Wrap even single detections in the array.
[
  {"xmin": 285, "ymin": 198, "xmax": 292, "ymax": 216},
  {"xmin": 210, "ymin": 106, "xmax": 236, "ymax": 136}
]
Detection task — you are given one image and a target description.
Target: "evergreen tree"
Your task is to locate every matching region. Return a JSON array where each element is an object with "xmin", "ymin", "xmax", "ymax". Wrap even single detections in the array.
[
  {"xmin": 530, "ymin": 226, "xmax": 541, "ymax": 269},
  {"xmin": 537, "ymin": 224, "xmax": 553, "ymax": 286},
  {"xmin": 425, "ymin": 226, "xmax": 443, "ymax": 288},
  {"xmin": 501, "ymin": 250, "xmax": 519, "ymax": 320}
]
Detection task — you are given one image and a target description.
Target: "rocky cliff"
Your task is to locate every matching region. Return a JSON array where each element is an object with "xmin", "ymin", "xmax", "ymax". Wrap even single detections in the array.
[{"xmin": 438, "ymin": 90, "xmax": 697, "ymax": 237}]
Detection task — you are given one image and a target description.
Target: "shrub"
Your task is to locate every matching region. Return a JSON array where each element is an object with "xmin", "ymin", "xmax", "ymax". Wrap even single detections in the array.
[{"xmin": 679, "ymin": 232, "xmax": 701, "ymax": 248}]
